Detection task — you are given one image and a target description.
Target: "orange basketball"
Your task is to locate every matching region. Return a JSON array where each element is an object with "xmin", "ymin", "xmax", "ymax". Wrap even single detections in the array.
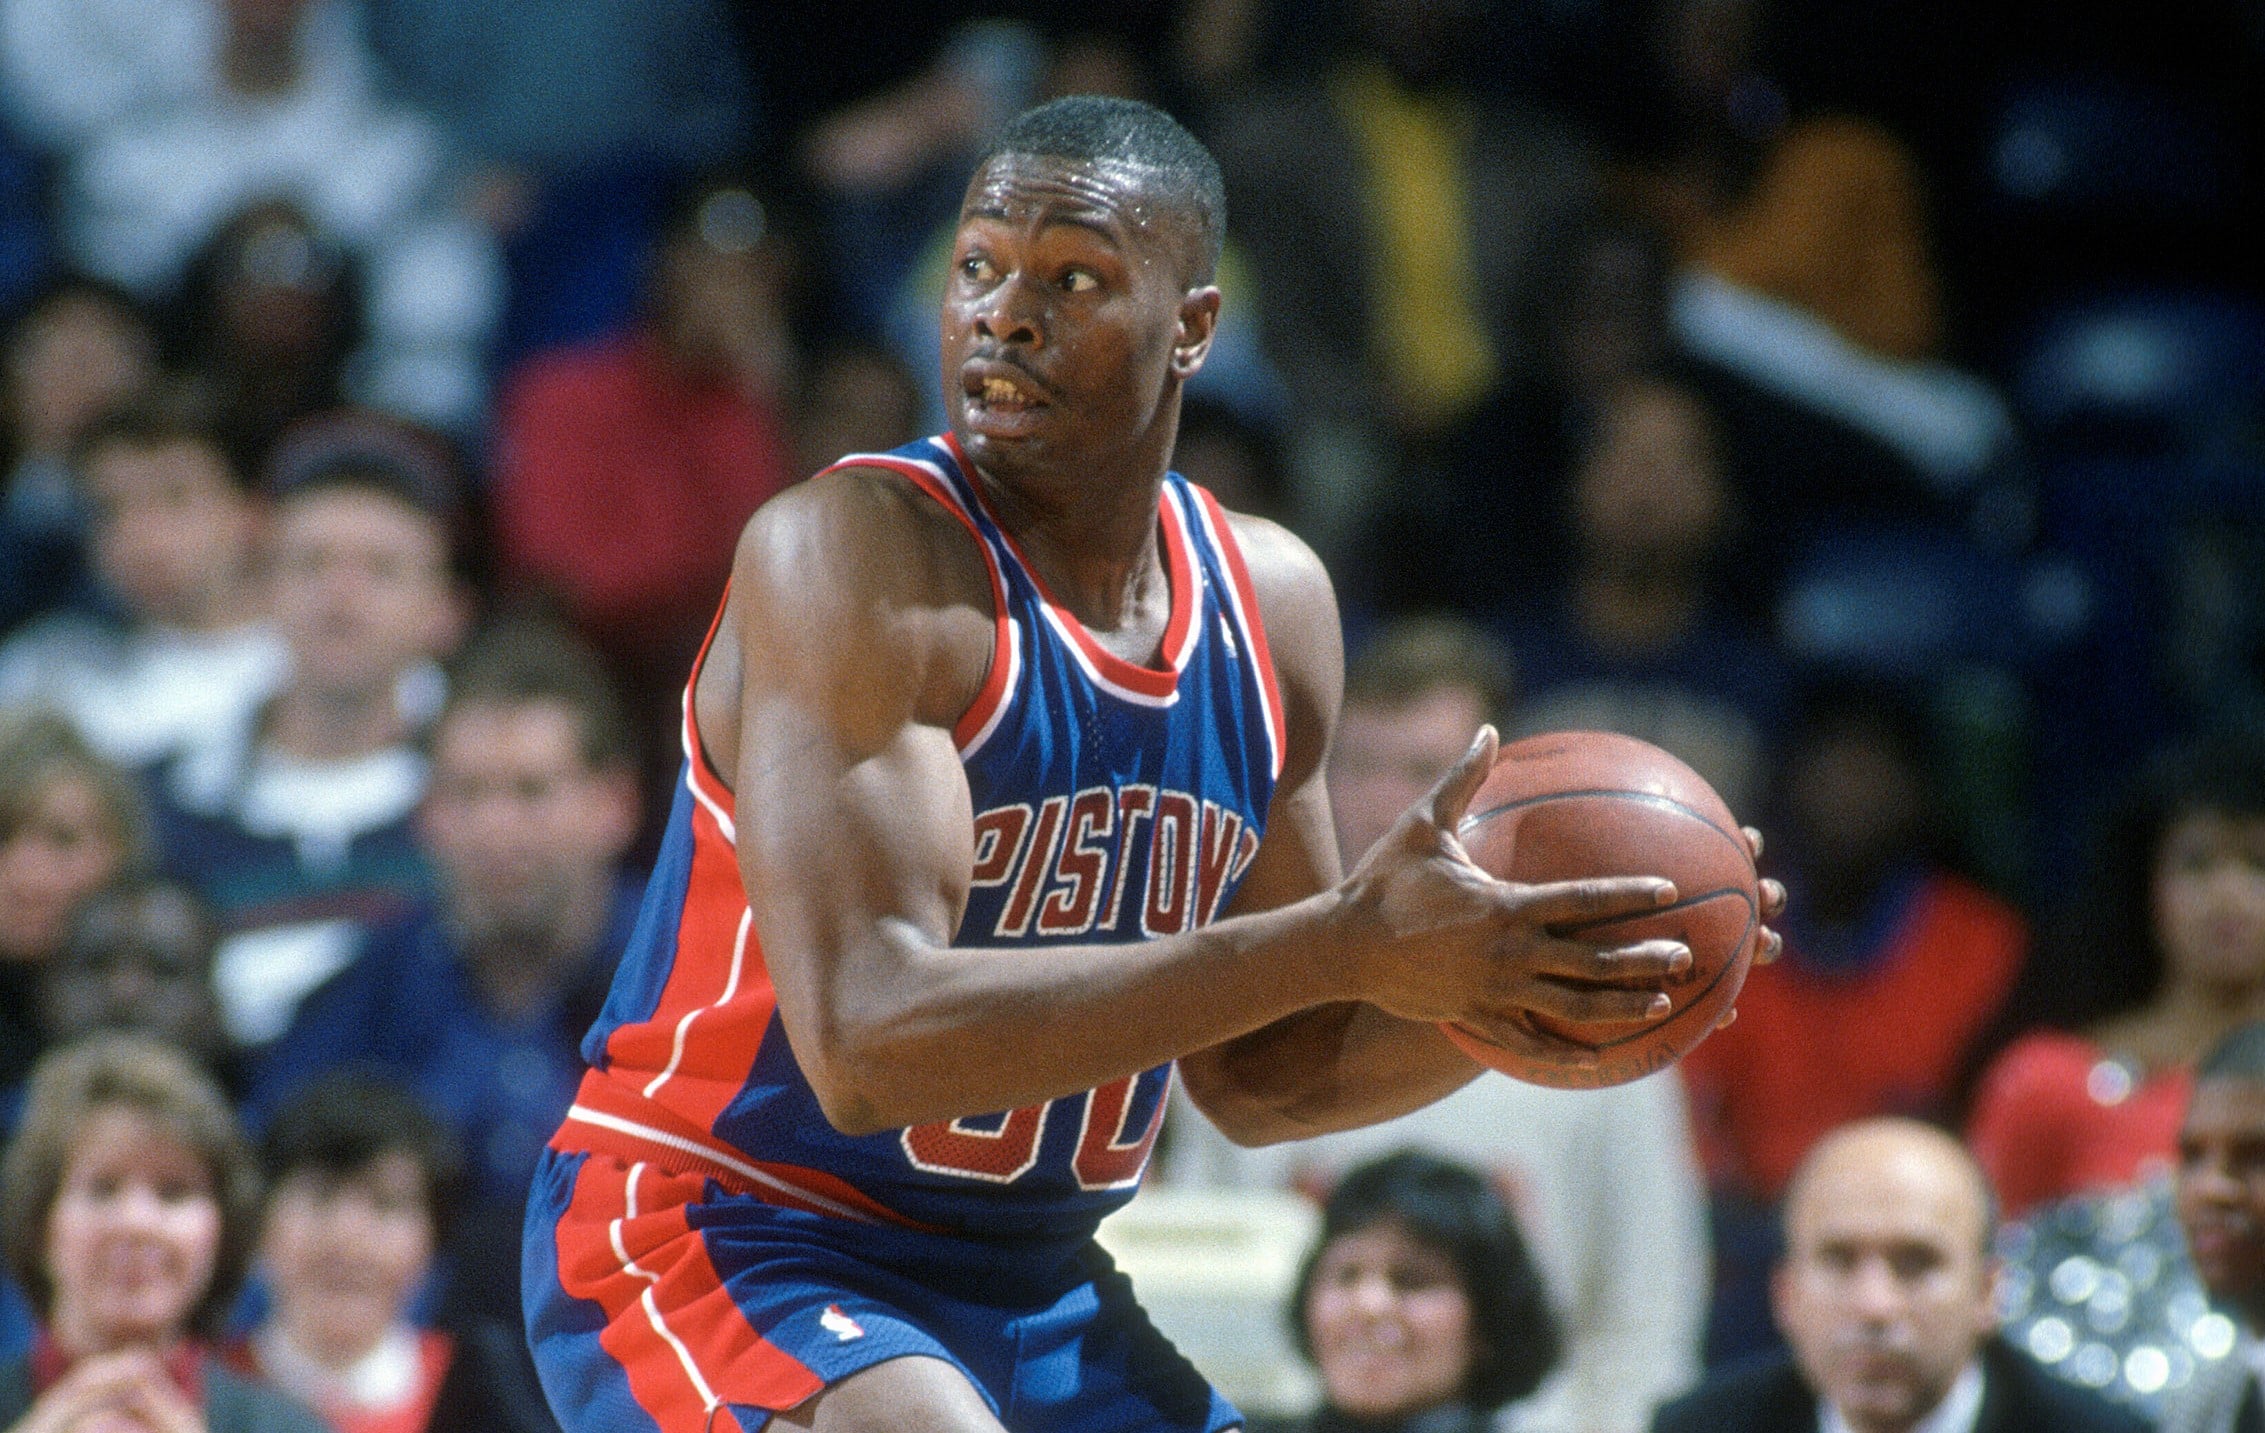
[{"xmin": 1444, "ymin": 729, "xmax": 1759, "ymax": 1090}]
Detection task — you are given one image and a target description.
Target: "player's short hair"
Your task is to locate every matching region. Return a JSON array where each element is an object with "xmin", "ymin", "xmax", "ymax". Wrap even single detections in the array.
[
  {"xmin": 982, "ymin": 95, "xmax": 1225, "ymax": 285},
  {"xmin": 1343, "ymin": 614, "xmax": 1516, "ymax": 727},
  {"xmin": 2200, "ymin": 1021, "xmax": 2265, "ymax": 1084},
  {"xmin": 1289, "ymin": 1149, "xmax": 1560, "ymax": 1412},
  {"xmin": 440, "ymin": 613, "xmax": 633, "ymax": 772}
]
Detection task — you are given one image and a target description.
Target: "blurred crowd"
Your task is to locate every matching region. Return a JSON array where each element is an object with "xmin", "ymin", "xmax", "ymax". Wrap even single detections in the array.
[{"xmin": 0, "ymin": 0, "xmax": 2261, "ymax": 1430}]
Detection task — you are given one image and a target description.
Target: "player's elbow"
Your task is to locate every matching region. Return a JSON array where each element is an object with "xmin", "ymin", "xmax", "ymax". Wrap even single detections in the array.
[
  {"xmin": 1177, "ymin": 1057, "xmax": 1308, "ymax": 1147},
  {"xmin": 792, "ymin": 1031, "xmax": 904, "ymax": 1137}
]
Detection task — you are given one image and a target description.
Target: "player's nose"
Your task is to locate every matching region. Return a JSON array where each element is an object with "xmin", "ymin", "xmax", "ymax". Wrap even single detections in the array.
[{"xmin": 973, "ymin": 276, "xmax": 1042, "ymax": 347}]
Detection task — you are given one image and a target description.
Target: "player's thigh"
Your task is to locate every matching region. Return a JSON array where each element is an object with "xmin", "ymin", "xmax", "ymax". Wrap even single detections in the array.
[{"xmin": 769, "ymin": 1354, "xmax": 1005, "ymax": 1433}]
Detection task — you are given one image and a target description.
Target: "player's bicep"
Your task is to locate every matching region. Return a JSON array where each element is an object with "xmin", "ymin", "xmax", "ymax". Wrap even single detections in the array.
[{"xmin": 724, "ymin": 479, "xmax": 987, "ymax": 1101}]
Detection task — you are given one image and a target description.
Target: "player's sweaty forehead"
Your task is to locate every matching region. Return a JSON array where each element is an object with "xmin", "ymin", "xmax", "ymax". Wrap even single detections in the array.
[{"xmin": 959, "ymin": 153, "xmax": 1183, "ymax": 263}]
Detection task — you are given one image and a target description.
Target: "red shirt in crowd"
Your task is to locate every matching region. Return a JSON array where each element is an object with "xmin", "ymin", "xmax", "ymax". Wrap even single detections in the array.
[
  {"xmin": 1681, "ymin": 869, "xmax": 2029, "ymax": 1200},
  {"xmin": 1966, "ymin": 1029, "xmax": 2191, "ymax": 1221},
  {"xmin": 493, "ymin": 332, "xmax": 798, "ymax": 673}
]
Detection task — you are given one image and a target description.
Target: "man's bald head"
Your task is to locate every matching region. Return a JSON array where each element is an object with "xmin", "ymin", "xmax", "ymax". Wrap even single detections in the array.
[
  {"xmin": 1774, "ymin": 1119, "xmax": 2000, "ymax": 1433},
  {"xmin": 1784, "ymin": 1118, "xmax": 1997, "ymax": 1258}
]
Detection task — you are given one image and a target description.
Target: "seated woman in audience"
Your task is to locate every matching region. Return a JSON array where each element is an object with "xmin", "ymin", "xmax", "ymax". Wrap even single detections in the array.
[
  {"xmin": 1968, "ymin": 729, "xmax": 2265, "ymax": 1219},
  {"xmin": 0, "ymin": 1032, "xmax": 323, "ymax": 1431},
  {"xmin": 232, "ymin": 1073, "xmax": 555, "ymax": 1433},
  {"xmin": 0, "ymin": 714, "xmax": 148, "ymax": 1089},
  {"xmin": 1251, "ymin": 1150, "xmax": 1560, "ymax": 1433}
]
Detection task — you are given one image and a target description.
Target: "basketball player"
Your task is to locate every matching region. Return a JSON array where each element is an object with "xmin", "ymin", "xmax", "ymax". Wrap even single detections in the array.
[{"xmin": 523, "ymin": 95, "xmax": 1784, "ymax": 1433}]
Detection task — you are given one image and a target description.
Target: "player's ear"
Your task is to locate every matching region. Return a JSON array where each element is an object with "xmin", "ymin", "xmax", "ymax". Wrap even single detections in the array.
[{"xmin": 1171, "ymin": 286, "xmax": 1221, "ymax": 379}]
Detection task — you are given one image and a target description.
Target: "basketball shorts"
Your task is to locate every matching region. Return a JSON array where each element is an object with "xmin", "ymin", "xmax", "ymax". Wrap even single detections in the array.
[{"xmin": 523, "ymin": 1148, "xmax": 1242, "ymax": 1432}]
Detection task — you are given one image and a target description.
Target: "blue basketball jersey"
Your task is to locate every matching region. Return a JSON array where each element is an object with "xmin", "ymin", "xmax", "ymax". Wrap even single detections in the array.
[{"xmin": 552, "ymin": 435, "xmax": 1284, "ymax": 1245}]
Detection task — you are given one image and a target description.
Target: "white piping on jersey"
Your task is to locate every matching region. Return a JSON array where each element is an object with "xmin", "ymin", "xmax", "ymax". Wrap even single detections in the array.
[
  {"xmin": 957, "ymin": 615, "xmax": 1021, "ymax": 760},
  {"xmin": 1181, "ymin": 486, "xmax": 1285, "ymax": 781},
  {"xmin": 643, "ymin": 905, "xmax": 753, "ymax": 1099},
  {"xmin": 679, "ymin": 682, "xmax": 737, "ymax": 845},
  {"xmin": 612, "ymin": 1162, "xmax": 724, "ymax": 1416},
  {"xmin": 564, "ymin": 1104, "xmax": 887, "ymax": 1226}
]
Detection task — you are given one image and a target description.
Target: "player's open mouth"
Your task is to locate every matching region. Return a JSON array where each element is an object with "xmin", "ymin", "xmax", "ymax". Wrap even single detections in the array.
[{"xmin": 963, "ymin": 367, "xmax": 1049, "ymax": 436}]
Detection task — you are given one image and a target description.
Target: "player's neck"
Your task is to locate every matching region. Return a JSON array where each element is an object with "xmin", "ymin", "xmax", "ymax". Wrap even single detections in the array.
[{"xmin": 977, "ymin": 461, "xmax": 1169, "ymax": 635}]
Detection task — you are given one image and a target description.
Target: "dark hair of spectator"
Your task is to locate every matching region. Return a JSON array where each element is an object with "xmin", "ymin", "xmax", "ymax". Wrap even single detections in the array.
[
  {"xmin": 61, "ymin": 877, "xmax": 216, "ymax": 971},
  {"xmin": 1343, "ymin": 614, "xmax": 1516, "ymax": 729},
  {"xmin": 1288, "ymin": 1149, "xmax": 1560, "ymax": 1412},
  {"xmin": 1957, "ymin": 727, "xmax": 2265, "ymax": 1114},
  {"xmin": 259, "ymin": 1072, "xmax": 466, "ymax": 1242},
  {"xmin": 441, "ymin": 614, "xmax": 635, "ymax": 772},
  {"xmin": 0, "ymin": 1033, "xmax": 262, "ymax": 1336},
  {"xmin": 65, "ymin": 383, "xmax": 236, "ymax": 492},
  {"xmin": 981, "ymin": 95, "xmax": 1226, "ymax": 284},
  {"xmin": 2200, "ymin": 1020, "xmax": 2265, "ymax": 1084},
  {"xmin": 0, "ymin": 710, "xmax": 150, "ymax": 877}
]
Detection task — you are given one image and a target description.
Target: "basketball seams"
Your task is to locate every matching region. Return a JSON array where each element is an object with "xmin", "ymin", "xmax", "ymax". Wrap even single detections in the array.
[{"xmin": 1460, "ymin": 787, "xmax": 1750, "ymax": 865}]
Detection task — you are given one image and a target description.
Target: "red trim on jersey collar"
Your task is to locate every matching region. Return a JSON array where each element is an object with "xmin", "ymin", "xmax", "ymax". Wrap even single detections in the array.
[{"xmin": 941, "ymin": 433, "xmax": 1197, "ymax": 702}]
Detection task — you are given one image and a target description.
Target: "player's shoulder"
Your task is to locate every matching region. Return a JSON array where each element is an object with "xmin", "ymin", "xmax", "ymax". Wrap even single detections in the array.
[{"xmin": 734, "ymin": 460, "xmax": 993, "ymax": 612}]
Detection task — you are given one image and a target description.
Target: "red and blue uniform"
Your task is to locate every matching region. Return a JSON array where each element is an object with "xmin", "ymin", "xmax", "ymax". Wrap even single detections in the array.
[{"xmin": 523, "ymin": 435, "xmax": 1284, "ymax": 1432}]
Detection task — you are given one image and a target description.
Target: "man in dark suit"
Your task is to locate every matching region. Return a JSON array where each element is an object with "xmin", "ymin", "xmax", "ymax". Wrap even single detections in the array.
[
  {"xmin": 2162, "ymin": 1022, "xmax": 2265, "ymax": 1433},
  {"xmin": 1653, "ymin": 1117, "xmax": 2147, "ymax": 1433}
]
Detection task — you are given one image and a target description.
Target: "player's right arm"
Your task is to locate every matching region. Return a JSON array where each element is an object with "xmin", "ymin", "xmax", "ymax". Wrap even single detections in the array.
[{"xmin": 711, "ymin": 470, "xmax": 1689, "ymax": 1137}]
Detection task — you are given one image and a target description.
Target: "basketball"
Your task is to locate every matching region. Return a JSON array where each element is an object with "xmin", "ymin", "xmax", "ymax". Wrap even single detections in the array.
[{"xmin": 1444, "ymin": 729, "xmax": 1760, "ymax": 1090}]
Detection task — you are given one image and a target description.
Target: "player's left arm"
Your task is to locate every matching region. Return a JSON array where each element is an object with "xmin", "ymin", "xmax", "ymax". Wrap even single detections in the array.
[{"xmin": 1177, "ymin": 513, "xmax": 1490, "ymax": 1146}]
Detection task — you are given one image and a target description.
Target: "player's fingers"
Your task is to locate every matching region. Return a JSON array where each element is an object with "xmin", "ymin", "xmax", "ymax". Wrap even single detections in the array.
[
  {"xmin": 1754, "ymin": 925, "xmax": 1784, "ymax": 966},
  {"xmin": 1742, "ymin": 824, "xmax": 1766, "ymax": 863},
  {"xmin": 1429, "ymin": 725, "xmax": 1499, "ymax": 830},
  {"xmin": 1522, "ymin": 936, "xmax": 1689, "ymax": 983},
  {"xmin": 1715, "ymin": 1005, "xmax": 1739, "ymax": 1032},
  {"xmin": 1510, "ymin": 876, "xmax": 1677, "ymax": 928},
  {"xmin": 1522, "ymin": 979, "xmax": 1675, "ymax": 1027},
  {"xmin": 1759, "ymin": 877, "xmax": 1787, "ymax": 922}
]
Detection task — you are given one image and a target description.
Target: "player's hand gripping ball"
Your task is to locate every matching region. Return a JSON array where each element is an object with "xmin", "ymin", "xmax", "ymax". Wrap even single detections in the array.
[{"xmin": 1446, "ymin": 730, "xmax": 1759, "ymax": 1089}]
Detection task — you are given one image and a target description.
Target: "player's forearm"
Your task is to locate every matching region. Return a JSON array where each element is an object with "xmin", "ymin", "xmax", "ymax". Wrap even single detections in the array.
[
  {"xmin": 786, "ymin": 892, "xmax": 1370, "ymax": 1135},
  {"xmin": 1178, "ymin": 1001, "xmax": 1482, "ymax": 1145}
]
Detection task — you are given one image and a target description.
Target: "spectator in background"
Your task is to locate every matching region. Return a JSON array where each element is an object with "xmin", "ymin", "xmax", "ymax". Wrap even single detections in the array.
[
  {"xmin": 54, "ymin": 0, "xmax": 501, "ymax": 435},
  {"xmin": 1207, "ymin": 0, "xmax": 1599, "ymax": 563},
  {"xmin": 249, "ymin": 615, "xmax": 641, "ymax": 1333},
  {"xmin": 1608, "ymin": 0, "xmax": 2016, "ymax": 492},
  {"xmin": 1246, "ymin": 1150, "xmax": 1560, "ymax": 1433},
  {"xmin": 790, "ymin": 338, "xmax": 926, "ymax": 484},
  {"xmin": 2162, "ymin": 1021, "xmax": 2265, "ymax": 1433},
  {"xmin": 234, "ymin": 1073, "xmax": 556, "ymax": 1433},
  {"xmin": 1681, "ymin": 677, "xmax": 2027, "ymax": 1361},
  {"xmin": 171, "ymin": 200, "xmax": 363, "ymax": 481},
  {"xmin": 1170, "ymin": 393, "xmax": 1290, "ymax": 529},
  {"xmin": 0, "ymin": 713, "xmax": 147, "ymax": 1091},
  {"xmin": 1968, "ymin": 731, "xmax": 2265, "ymax": 1221},
  {"xmin": 1496, "ymin": 373, "xmax": 1788, "ymax": 818},
  {"xmin": 0, "ymin": 391, "xmax": 283, "ymax": 772},
  {"xmin": 1167, "ymin": 614, "xmax": 1711, "ymax": 1433},
  {"xmin": 1652, "ymin": 1118, "xmax": 2147, "ymax": 1433},
  {"xmin": 156, "ymin": 409, "xmax": 469, "ymax": 1050},
  {"xmin": 28, "ymin": 879, "xmax": 237, "ymax": 1112},
  {"xmin": 0, "ymin": 276, "xmax": 160, "ymax": 637},
  {"xmin": 360, "ymin": 0, "xmax": 753, "ymax": 363},
  {"xmin": 493, "ymin": 173, "xmax": 799, "ymax": 833},
  {"xmin": 0, "ymin": 1033, "xmax": 325, "ymax": 1432}
]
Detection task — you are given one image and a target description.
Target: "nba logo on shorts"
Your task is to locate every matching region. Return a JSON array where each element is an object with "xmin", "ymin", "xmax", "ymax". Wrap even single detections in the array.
[{"xmin": 821, "ymin": 1305, "xmax": 865, "ymax": 1342}]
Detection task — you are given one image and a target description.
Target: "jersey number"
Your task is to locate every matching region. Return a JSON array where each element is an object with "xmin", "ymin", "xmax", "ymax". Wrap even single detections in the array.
[{"xmin": 900, "ymin": 1075, "xmax": 1165, "ymax": 1191}]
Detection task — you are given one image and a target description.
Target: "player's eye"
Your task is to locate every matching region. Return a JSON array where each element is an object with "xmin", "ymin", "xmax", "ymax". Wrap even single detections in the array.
[
  {"xmin": 960, "ymin": 255, "xmax": 999, "ymax": 285},
  {"xmin": 1060, "ymin": 268, "xmax": 1099, "ymax": 293}
]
